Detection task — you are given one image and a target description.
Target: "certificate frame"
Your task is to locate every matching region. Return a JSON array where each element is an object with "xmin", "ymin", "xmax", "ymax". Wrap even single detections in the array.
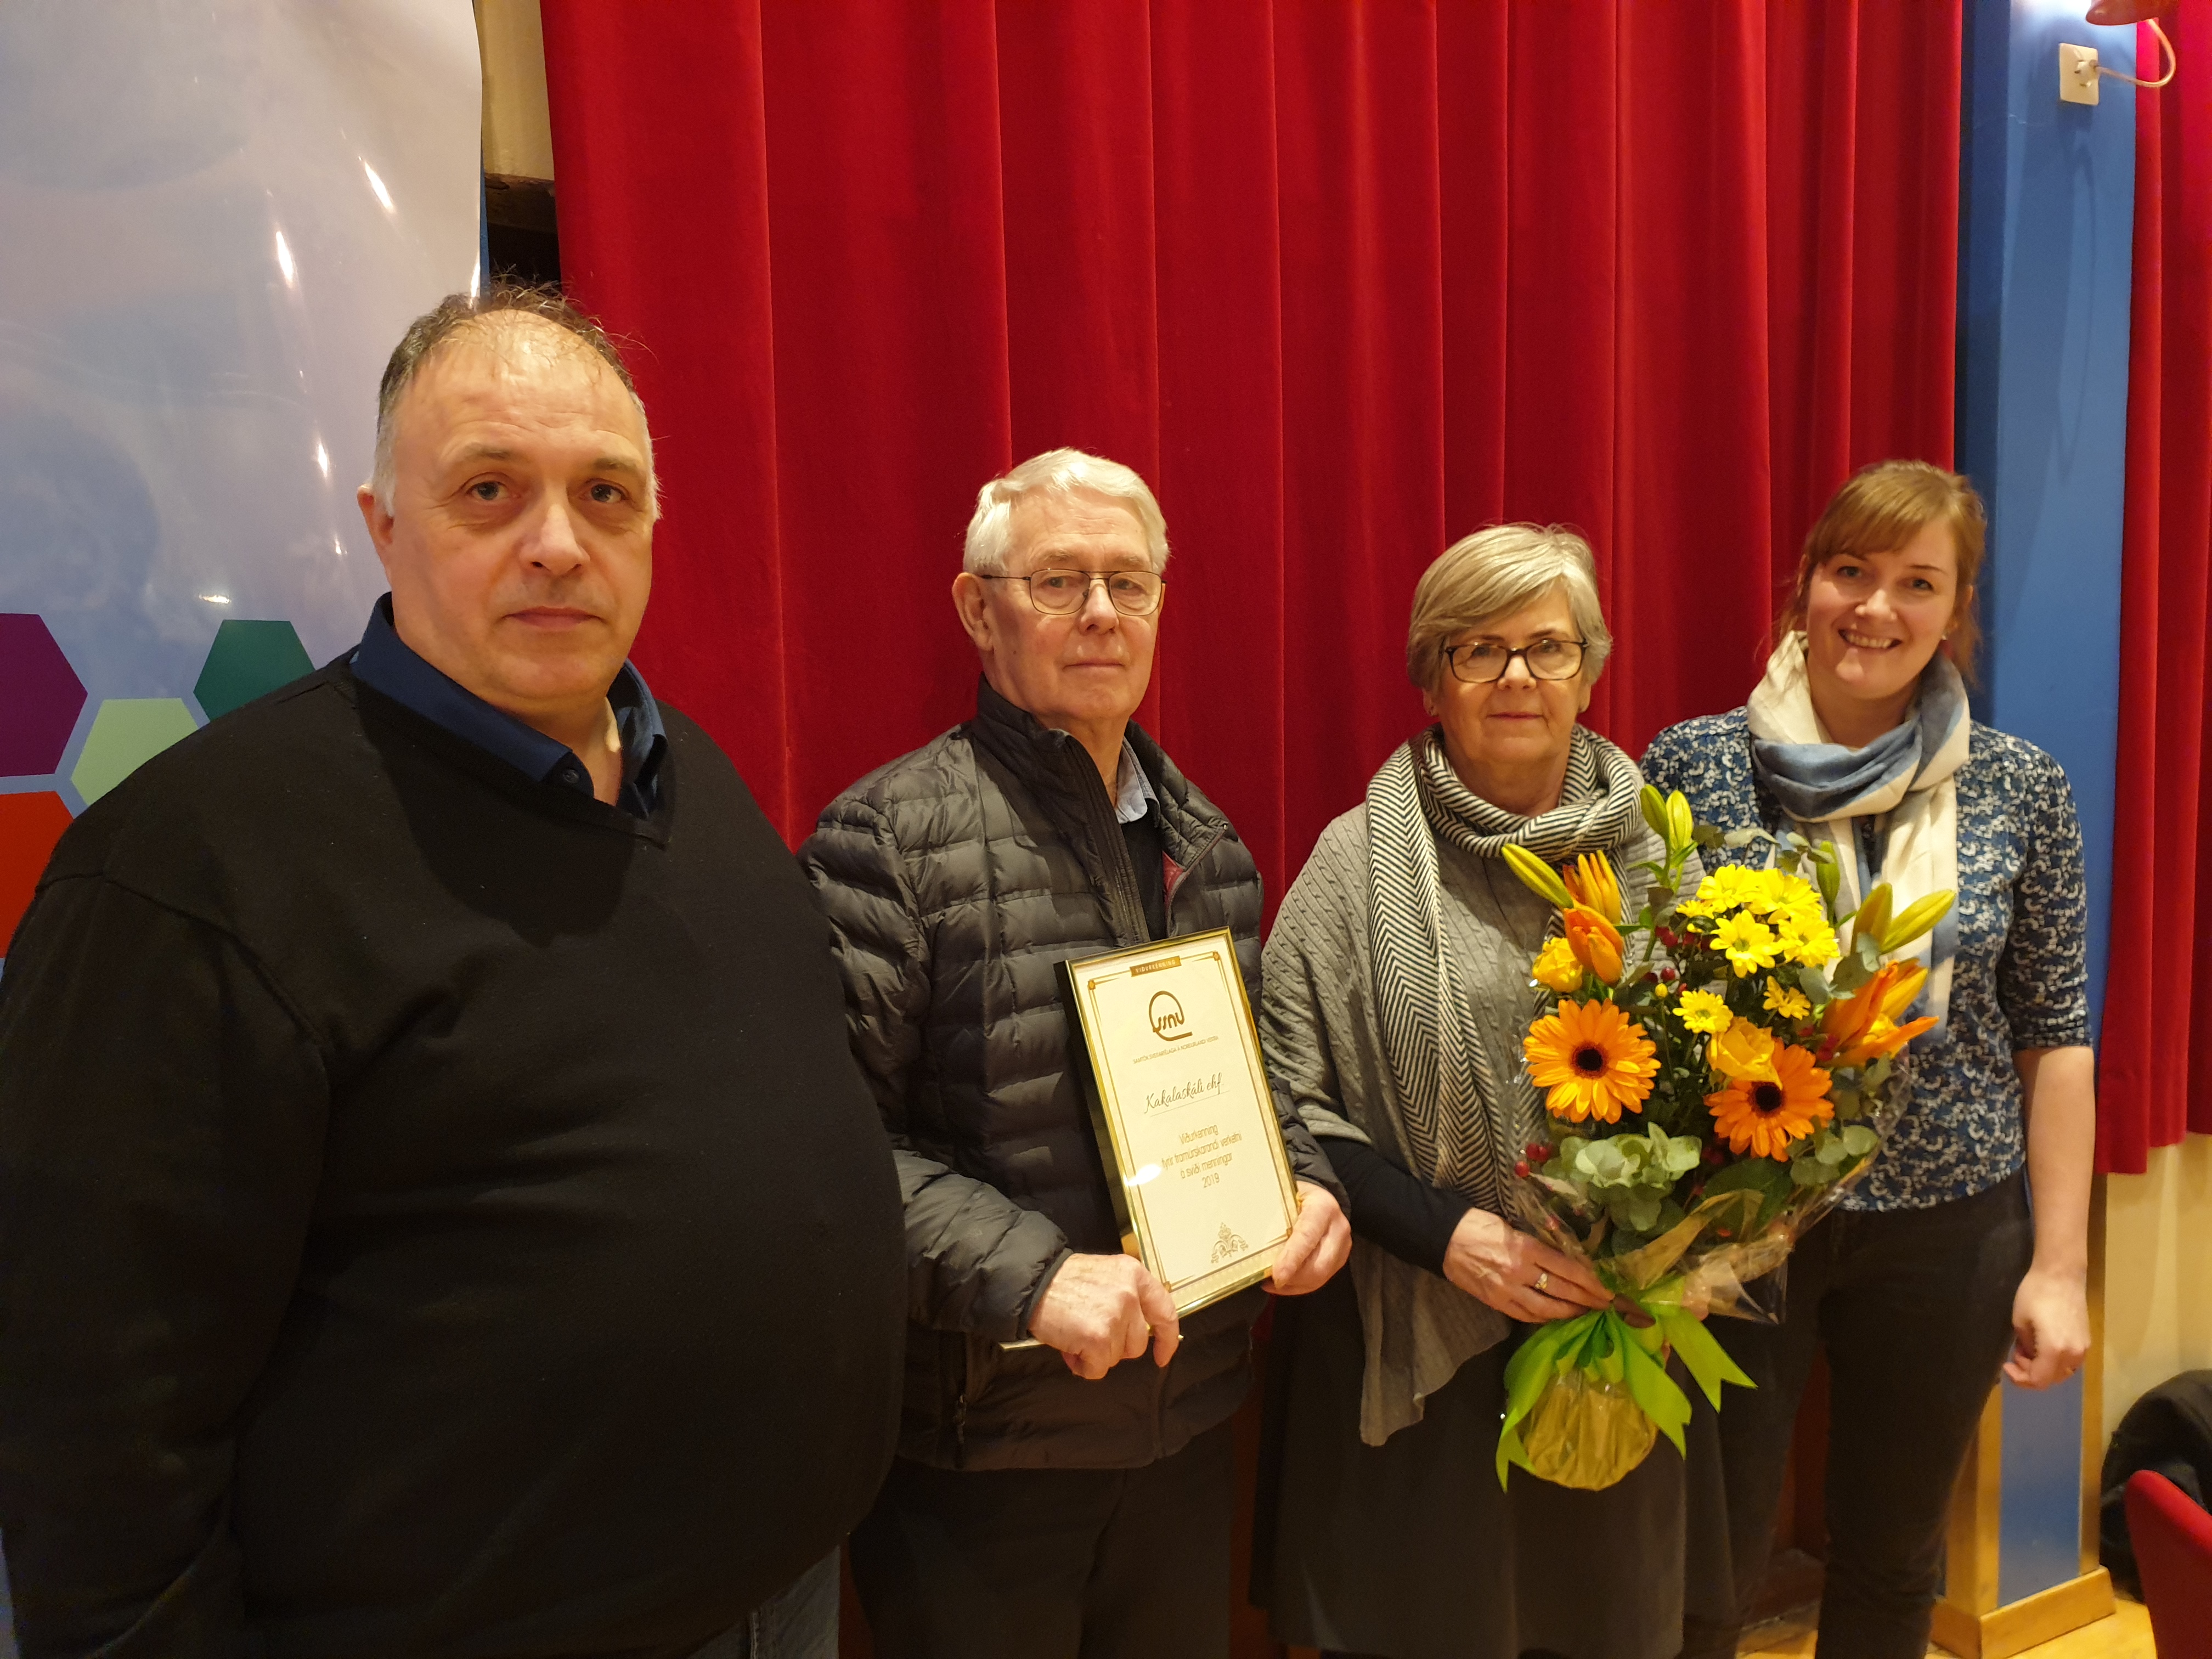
[{"xmin": 1056, "ymin": 927, "xmax": 1301, "ymax": 1316}]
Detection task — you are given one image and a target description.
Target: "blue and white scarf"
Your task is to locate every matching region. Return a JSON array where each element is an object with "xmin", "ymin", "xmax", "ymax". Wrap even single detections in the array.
[{"xmin": 1746, "ymin": 631, "xmax": 1967, "ymax": 1036}]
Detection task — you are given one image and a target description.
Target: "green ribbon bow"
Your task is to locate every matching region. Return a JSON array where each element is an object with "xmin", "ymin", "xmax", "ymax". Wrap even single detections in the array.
[{"xmin": 1495, "ymin": 1276, "xmax": 1756, "ymax": 1488}]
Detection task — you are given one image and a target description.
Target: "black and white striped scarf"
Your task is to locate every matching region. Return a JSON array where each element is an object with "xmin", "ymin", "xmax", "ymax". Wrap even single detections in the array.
[{"xmin": 1364, "ymin": 724, "xmax": 1644, "ymax": 1211}]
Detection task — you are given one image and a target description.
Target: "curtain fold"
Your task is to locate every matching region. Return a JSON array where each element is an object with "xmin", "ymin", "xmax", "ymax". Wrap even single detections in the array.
[
  {"xmin": 539, "ymin": 0, "xmax": 1961, "ymax": 907},
  {"xmin": 2100, "ymin": 8, "xmax": 2212, "ymax": 1175}
]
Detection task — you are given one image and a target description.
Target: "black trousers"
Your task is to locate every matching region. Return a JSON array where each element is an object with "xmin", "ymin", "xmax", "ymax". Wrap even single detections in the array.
[
  {"xmin": 849, "ymin": 1423, "xmax": 1233, "ymax": 1659},
  {"xmin": 1678, "ymin": 1172, "xmax": 2034, "ymax": 1659}
]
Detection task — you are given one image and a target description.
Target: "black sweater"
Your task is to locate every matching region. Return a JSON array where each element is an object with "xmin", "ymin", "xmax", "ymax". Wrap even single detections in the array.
[{"xmin": 0, "ymin": 663, "xmax": 905, "ymax": 1658}]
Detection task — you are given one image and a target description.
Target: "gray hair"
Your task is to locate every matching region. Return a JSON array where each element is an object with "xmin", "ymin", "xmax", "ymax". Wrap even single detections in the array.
[
  {"xmin": 368, "ymin": 283, "xmax": 656, "ymax": 515},
  {"xmin": 962, "ymin": 448, "xmax": 1170, "ymax": 574},
  {"xmin": 1405, "ymin": 523, "xmax": 1613, "ymax": 692}
]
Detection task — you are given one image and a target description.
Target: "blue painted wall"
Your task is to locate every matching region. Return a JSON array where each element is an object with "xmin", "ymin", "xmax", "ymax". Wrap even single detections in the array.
[{"xmin": 1956, "ymin": 0, "xmax": 2137, "ymax": 1610}]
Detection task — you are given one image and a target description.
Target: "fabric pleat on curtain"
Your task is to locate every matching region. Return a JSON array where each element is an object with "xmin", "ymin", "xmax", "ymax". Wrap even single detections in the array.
[
  {"xmin": 537, "ymin": 0, "xmax": 1961, "ymax": 910},
  {"xmin": 2099, "ymin": 8, "xmax": 2212, "ymax": 1175}
]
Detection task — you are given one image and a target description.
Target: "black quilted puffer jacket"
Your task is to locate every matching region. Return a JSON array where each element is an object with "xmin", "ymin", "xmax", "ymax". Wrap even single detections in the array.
[{"xmin": 800, "ymin": 678, "xmax": 1338, "ymax": 1471}]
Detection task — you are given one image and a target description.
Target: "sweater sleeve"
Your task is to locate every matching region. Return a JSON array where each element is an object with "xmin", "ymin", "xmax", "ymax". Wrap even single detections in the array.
[
  {"xmin": 799, "ymin": 797, "xmax": 1071, "ymax": 1344},
  {"xmin": 1324, "ymin": 1136, "xmax": 1470, "ymax": 1274},
  {"xmin": 0, "ymin": 874, "xmax": 330, "ymax": 1658},
  {"xmin": 1996, "ymin": 750, "xmax": 2092, "ymax": 1051}
]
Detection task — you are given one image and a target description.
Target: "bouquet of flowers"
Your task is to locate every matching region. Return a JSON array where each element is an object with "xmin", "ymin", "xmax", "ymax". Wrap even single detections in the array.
[{"xmin": 1490, "ymin": 785, "xmax": 1955, "ymax": 1491}]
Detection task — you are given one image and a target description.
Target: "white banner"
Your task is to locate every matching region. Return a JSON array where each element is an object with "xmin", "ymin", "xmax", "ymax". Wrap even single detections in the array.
[{"xmin": 0, "ymin": 1, "xmax": 482, "ymax": 956}]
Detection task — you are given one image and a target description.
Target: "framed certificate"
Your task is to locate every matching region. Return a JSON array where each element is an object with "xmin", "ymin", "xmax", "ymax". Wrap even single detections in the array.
[{"xmin": 1056, "ymin": 928, "xmax": 1302, "ymax": 1316}]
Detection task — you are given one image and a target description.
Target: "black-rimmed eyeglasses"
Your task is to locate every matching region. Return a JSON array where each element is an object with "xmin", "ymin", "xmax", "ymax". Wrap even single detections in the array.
[
  {"xmin": 1443, "ymin": 637, "xmax": 1588, "ymax": 684},
  {"xmin": 980, "ymin": 568, "xmax": 1165, "ymax": 617}
]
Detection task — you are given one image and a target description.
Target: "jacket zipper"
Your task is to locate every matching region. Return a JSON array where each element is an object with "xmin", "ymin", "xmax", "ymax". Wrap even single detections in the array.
[
  {"xmin": 1165, "ymin": 823, "xmax": 1227, "ymax": 932},
  {"xmin": 1072, "ymin": 750, "xmax": 1150, "ymax": 946}
]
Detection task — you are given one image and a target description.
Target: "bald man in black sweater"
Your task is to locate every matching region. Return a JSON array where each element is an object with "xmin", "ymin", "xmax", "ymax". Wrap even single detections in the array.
[{"xmin": 0, "ymin": 287, "xmax": 904, "ymax": 1658}]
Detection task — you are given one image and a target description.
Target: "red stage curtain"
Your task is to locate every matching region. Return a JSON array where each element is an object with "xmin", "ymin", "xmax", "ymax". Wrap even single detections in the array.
[
  {"xmin": 538, "ymin": 1, "xmax": 1960, "ymax": 908},
  {"xmin": 2099, "ymin": 8, "xmax": 2212, "ymax": 1175}
]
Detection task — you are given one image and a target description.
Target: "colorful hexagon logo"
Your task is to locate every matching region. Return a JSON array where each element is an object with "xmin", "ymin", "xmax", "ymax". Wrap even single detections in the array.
[
  {"xmin": 0, "ymin": 614, "xmax": 88, "ymax": 777},
  {"xmin": 70, "ymin": 699, "xmax": 200, "ymax": 805},
  {"xmin": 1, "ymin": 791, "xmax": 74, "ymax": 951},
  {"xmin": 195, "ymin": 619, "xmax": 314, "ymax": 721}
]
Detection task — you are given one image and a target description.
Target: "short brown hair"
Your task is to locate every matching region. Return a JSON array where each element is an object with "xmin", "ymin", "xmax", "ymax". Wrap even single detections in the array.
[
  {"xmin": 369, "ymin": 282, "xmax": 652, "ymax": 511},
  {"xmin": 1781, "ymin": 460, "xmax": 1985, "ymax": 679}
]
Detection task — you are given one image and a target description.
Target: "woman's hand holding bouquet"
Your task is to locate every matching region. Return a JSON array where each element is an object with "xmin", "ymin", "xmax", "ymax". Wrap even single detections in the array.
[{"xmin": 1491, "ymin": 788, "xmax": 1955, "ymax": 1491}]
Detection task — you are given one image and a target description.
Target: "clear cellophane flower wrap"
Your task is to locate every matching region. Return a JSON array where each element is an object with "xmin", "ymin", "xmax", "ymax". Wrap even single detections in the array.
[{"xmin": 1491, "ymin": 791, "xmax": 1955, "ymax": 1492}]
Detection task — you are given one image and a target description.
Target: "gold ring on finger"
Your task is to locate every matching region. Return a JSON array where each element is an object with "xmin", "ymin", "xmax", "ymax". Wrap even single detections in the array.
[{"xmin": 1536, "ymin": 1270, "xmax": 1550, "ymax": 1294}]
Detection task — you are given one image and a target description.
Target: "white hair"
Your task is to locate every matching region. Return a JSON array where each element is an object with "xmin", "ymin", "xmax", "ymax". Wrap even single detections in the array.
[{"xmin": 962, "ymin": 448, "xmax": 1170, "ymax": 574}]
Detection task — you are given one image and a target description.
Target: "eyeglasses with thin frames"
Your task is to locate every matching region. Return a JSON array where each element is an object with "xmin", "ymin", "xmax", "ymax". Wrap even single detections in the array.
[
  {"xmin": 1442, "ymin": 637, "xmax": 1588, "ymax": 684},
  {"xmin": 979, "ymin": 567, "xmax": 1165, "ymax": 618}
]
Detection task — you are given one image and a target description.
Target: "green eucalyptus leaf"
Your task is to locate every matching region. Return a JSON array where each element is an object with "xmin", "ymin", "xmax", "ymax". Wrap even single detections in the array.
[
  {"xmin": 1790, "ymin": 1157, "xmax": 1831, "ymax": 1187},
  {"xmin": 1581, "ymin": 1141, "xmax": 1628, "ymax": 1184},
  {"xmin": 1841, "ymin": 1124, "xmax": 1879, "ymax": 1157}
]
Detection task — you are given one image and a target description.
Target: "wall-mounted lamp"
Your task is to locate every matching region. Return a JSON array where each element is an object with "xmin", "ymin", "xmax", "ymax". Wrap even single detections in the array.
[{"xmin": 2062, "ymin": 1, "xmax": 2177, "ymax": 104}]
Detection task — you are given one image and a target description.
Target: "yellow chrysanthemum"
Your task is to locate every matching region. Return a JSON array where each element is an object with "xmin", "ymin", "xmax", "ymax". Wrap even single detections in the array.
[
  {"xmin": 1677, "ymin": 988, "xmax": 1733, "ymax": 1034},
  {"xmin": 1708, "ymin": 911, "xmax": 1779, "ymax": 977},
  {"xmin": 1741, "ymin": 868, "xmax": 1792, "ymax": 913},
  {"xmin": 1760, "ymin": 869, "xmax": 1822, "ymax": 914},
  {"xmin": 1523, "ymin": 1000, "xmax": 1661, "ymax": 1125},
  {"xmin": 1690, "ymin": 866, "xmax": 1768, "ymax": 915},
  {"xmin": 1706, "ymin": 1041, "xmax": 1834, "ymax": 1159},
  {"xmin": 1763, "ymin": 976, "xmax": 1813, "ymax": 1021},
  {"xmin": 1773, "ymin": 908, "xmax": 1841, "ymax": 968},
  {"xmin": 1532, "ymin": 935, "xmax": 1585, "ymax": 995}
]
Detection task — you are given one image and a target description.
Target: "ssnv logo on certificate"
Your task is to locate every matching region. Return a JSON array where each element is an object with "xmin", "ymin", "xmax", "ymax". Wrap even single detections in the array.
[{"xmin": 1056, "ymin": 929, "xmax": 1302, "ymax": 1316}]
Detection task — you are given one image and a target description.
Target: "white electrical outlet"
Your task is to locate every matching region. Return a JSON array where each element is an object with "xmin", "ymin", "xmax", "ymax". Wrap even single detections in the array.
[{"xmin": 2060, "ymin": 43, "xmax": 2101, "ymax": 105}]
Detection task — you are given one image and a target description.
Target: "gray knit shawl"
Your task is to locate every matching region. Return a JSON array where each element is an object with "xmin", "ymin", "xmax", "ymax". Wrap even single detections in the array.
[{"xmin": 1365, "ymin": 724, "xmax": 1643, "ymax": 1209}]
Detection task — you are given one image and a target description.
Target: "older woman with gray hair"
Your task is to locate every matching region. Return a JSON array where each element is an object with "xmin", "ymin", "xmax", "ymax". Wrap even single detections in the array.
[{"xmin": 1251, "ymin": 525, "xmax": 1721, "ymax": 1659}]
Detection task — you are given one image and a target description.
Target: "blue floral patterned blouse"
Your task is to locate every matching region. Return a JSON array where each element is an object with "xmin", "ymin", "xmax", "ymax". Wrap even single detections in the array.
[{"xmin": 1641, "ymin": 709, "xmax": 2091, "ymax": 1211}]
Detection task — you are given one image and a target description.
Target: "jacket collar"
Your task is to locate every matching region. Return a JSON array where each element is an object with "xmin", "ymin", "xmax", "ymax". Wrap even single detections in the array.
[{"xmin": 967, "ymin": 676, "xmax": 1229, "ymax": 870}]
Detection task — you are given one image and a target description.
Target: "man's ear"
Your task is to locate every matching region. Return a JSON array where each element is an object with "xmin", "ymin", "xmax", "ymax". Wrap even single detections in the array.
[
  {"xmin": 357, "ymin": 484, "xmax": 399, "ymax": 582},
  {"xmin": 951, "ymin": 572, "xmax": 995, "ymax": 653}
]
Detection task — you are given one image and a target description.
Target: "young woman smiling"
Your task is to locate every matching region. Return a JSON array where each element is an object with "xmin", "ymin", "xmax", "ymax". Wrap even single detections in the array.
[{"xmin": 1644, "ymin": 461, "xmax": 2095, "ymax": 1659}]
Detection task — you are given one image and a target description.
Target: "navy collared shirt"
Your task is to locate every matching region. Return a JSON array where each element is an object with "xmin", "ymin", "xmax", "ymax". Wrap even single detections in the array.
[{"xmin": 351, "ymin": 595, "xmax": 668, "ymax": 819}]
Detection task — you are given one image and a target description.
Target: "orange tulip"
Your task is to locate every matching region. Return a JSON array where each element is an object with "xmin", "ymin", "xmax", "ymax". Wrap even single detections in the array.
[
  {"xmin": 1562, "ymin": 905, "xmax": 1625, "ymax": 984},
  {"xmin": 1561, "ymin": 853, "xmax": 1624, "ymax": 925}
]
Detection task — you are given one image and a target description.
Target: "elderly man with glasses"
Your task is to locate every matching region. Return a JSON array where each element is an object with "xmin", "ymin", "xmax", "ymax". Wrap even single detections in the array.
[{"xmin": 800, "ymin": 448, "xmax": 1351, "ymax": 1659}]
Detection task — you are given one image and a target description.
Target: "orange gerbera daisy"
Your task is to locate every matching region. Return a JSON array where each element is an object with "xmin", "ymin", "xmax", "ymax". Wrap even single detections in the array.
[
  {"xmin": 1524, "ymin": 1000, "xmax": 1660, "ymax": 1124},
  {"xmin": 1706, "ymin": 1041, "xmax": 1835, "ymax": 1159}
]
